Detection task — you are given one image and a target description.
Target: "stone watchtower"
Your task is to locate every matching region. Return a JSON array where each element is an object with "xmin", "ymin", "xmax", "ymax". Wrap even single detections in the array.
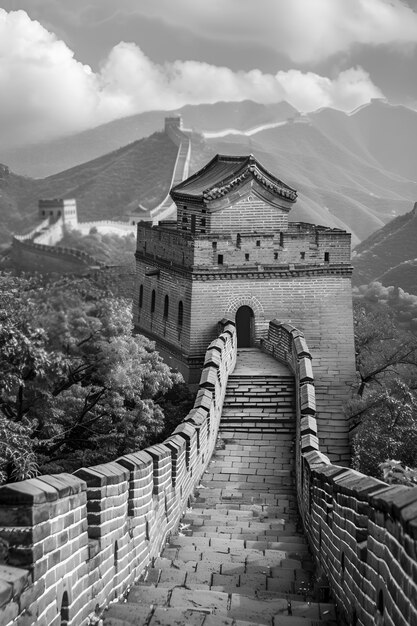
[
  {"xmin": 133, "ymin": 154, "xmax": 356, "ymax": 429},
  {"xmin": 38, "ymin": 198, "xmax": 78, "ymax": 229}
]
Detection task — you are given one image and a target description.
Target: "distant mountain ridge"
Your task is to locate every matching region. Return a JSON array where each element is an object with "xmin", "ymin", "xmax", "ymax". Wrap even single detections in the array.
[
  {"xmin": 0, "ymin": 100, "xmax": 297, "ymax": 179},
  {"xmin": 352, "ymin": 203, "xmax": 417, "ymax": 294},
  {"xmin": 1, "ymin": 99, "xmax": 417, "ymax": 249}
]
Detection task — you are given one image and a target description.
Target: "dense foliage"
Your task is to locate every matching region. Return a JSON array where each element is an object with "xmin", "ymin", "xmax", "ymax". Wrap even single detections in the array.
[
  {"xmin": 59, "ymin": 229, "xmax": 136, "ymax": 266},
  {"xmin": 349, "ymin": 294, "xmax": 417, "ymax": 477},
  {"xmin": 0, "ymin": 273, "xmax": 192, "ymax": 484}
]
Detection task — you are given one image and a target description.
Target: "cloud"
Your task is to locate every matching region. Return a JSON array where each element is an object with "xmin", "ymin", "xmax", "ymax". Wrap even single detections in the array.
[
  {"xmin": 122, "ymin": 0, "xmax": 417, "ymax": 64},
  {"xmin": 0, "ymin": 9, "xmax": 384, "ymax": 148}
]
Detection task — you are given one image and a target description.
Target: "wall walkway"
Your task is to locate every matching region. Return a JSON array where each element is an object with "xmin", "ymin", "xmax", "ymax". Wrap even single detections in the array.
[
  {"xmin": 104, "ymin": 348, "xmax": 338, "ymax": 624},
  {"xmin": 2, "ymin": 320, "xmax": 417, "ymax": 625}
]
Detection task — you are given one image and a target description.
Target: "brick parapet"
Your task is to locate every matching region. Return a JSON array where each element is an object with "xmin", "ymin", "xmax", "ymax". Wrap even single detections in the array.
[
  {"xmin": 262, "ymin": 321, "xmax": 417, "ymax": 626},
  {"xmin": 136, "ymin": 220, "xmax": 351, "ymax": 269},
  {"xmin": 0, "ymin": 322, "xmax": 237, "ymax": 626}
]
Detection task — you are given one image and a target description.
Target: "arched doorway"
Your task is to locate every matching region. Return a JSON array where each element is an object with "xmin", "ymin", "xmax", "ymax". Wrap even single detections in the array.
[{"xmin": 236, "ymin": 305, "xmax": 254, "ymax": 347}]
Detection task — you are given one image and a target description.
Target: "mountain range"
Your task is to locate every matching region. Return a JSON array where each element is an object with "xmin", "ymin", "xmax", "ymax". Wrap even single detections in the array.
[
  {"xmin": 1, "ymin": 99, "xmax": 416, "ymax": 251},
  {"xmin": 352, "ymin": 203, "xmax": 417, "ymax": 294}
]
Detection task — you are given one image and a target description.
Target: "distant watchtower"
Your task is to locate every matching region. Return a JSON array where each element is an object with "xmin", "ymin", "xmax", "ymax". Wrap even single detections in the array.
[
  {"xmin": 133, "ymin": 154, "xmax": 355, "ymax": 402},
  {"xmin": 38, "ymin": 198, "xmax": 78, "ymax": 229}
]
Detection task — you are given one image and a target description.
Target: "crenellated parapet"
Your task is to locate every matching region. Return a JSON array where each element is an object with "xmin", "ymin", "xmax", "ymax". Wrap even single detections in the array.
[
  {"xmin": 0, "ymin": 321, "xmax": 237, "ymax": 626},
  {"xmin": 262, "ymin": 320, "xmax": 417, "ymax": 626}
]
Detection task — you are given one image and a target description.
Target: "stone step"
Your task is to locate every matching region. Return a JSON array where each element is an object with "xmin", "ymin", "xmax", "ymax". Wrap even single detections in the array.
[{"xmin": 104, "ymin": 586, "xmax": 337, "ymax": 625}]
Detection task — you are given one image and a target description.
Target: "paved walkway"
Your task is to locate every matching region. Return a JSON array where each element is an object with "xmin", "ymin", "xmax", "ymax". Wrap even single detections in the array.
[{"xmin": 104, "ymin": 349, "xmax": 338, "ymax": 625}]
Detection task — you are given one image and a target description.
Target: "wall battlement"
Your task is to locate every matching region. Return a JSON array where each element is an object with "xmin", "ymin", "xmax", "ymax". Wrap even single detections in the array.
[
  {"xmin": 0, "ymin": 322, "xmax": 237, "ymax": 626},
  {"xmin": 136, "ymin": 220, "xmax": 351, "ymax": 269},
  {"xmin": 262, "ymin": 321, "xmax": 417, "ymax": 626}
]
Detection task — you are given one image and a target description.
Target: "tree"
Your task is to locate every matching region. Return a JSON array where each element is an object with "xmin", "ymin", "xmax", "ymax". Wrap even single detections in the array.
[
  {"xmin": 348, "ymin": 298, "xmax": 417, "ymax": 477},
  {"xmin": 0, "ymin": 273, "xmax": 183, "ymax": 482}
]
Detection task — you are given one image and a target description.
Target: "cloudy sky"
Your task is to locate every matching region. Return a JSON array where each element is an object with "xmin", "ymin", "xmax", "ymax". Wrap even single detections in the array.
[{"xmin": 2, "ymin": 0, "xmax": 417, "ymax": 147}]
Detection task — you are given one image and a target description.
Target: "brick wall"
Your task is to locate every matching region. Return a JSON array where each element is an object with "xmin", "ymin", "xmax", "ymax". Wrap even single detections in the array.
[
  {"xmin": 262, "ymin": 321, "xmax": 417, "ymax": 626},
  {"xmin": 0, "ymin": 322, "xmax": 237, "ymax": 626},
  {"xmin": 136, "ymin": 222, "xmax": 351, "ymax": 270},
  {"xmin": 210, "ymin": 194, "xmax": 289, "ymax": 233}
]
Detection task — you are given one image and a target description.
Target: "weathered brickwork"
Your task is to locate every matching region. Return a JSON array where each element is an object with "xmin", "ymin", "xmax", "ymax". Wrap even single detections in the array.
[
  {"xmin": 209, "ymin": 194, "xmax": 289, "ymax": 233},
  {"xmin": 0, "ymin": 323, "xmax": 237, "ymax": 626},
  {"xmin": 264, "ymin": 321, "xmax": 417, "ymax": 626}
]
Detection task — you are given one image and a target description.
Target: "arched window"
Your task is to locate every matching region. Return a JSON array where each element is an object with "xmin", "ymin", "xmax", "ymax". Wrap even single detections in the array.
[
  {"xmin": 178, "ymin": 301, "xmax": 184, "ymax": 327},
  {"xmin": 139, "ymin": 285, "xmax": 143, "ymax": 309},
  {"xmin": 163, "ymin": 295, "xmax": 169, "ymax": 319},
  {"xmin": 151, "ymin": 290, "xmax": 156, "ymax": 314}
]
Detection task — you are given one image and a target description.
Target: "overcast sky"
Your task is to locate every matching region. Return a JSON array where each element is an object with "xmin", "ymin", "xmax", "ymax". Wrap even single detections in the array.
[{"xmin": 2, "ymin": 0, "xmax": 417, "ymax": 147}]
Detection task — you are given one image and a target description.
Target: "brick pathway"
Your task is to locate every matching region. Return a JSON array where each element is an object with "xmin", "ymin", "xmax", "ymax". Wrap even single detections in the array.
[{"xmin": 104, "ymin": 349, "xmax": 339, "ymax": 625}]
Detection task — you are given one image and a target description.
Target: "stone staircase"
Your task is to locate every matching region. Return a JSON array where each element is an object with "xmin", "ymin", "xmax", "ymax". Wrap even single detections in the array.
[
  {"xmin": 220, "ymin": 375, "xmax": 295, "ymax": 433},
  {"xmin": 103, "ymin": 350, "xmax": 339, "ymax": 626}
]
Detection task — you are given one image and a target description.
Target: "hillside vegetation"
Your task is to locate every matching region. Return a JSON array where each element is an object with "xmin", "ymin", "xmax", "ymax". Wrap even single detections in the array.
[
  {"xmin": 0, "ymin": 132, "xmax": 177, "ymax": 245},
  {"xmin": 59, "ymin": 229, "xmax": 137, "ymax": 266},
  {"xmin": 352, "ymin": 204, "xmax": 417, "ymax": 292}
]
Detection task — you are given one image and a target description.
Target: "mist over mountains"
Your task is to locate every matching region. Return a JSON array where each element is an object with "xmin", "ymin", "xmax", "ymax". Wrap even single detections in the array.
[{"xmin": 1, "ymin": 99, "xmax": 416, "ymax": 252}]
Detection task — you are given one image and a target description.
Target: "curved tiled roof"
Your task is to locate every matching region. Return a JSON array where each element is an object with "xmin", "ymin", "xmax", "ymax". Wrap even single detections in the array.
[{"xmin": 170, "ymin": 154, "xmax": 297, "ymax": 204}]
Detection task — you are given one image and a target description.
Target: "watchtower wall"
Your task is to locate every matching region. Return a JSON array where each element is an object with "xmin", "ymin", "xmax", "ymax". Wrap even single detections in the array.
[{"xmin": 134, "ymin": 222, "xmax": 355, "ymax": 462}]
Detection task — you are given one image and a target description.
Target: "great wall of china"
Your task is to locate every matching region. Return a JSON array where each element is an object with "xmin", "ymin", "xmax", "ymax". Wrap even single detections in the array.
[
  {"xmin": 1, "ymin": 320, "xmax": 416, "ymax": 625},
  {"xmin": 2, "ymin": 117, "xmax": 417, "ymax": 626}
]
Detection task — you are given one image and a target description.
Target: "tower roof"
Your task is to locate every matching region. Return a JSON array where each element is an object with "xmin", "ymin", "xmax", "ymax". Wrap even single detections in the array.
[{"xmin": 170, "ymin": 154, "xmax": 297, "ymax": 205}]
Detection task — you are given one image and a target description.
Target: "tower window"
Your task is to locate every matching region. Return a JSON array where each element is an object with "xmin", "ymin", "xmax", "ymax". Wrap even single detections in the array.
[
  {"xmin": 191, "ymin": 215, "xmax": 196, "ymax": 234},
  {"xmin": 139, "ymin": 285, "xmax": 143, "ymax": 308},
  {"xmin": 212, "ymin": 241, "xmax": 217, "ymax": 250},
  {"xmin": 218, "ymin": 254, "xmax": 224, "ymax": 265},
  {"xmin": 274, "ymin": 252, "xmax": 278, "ymax": 260},
  {"xmin": 201, "ymin": 218, "xmax": 206, "ymax": 227},
  {"xmin": 163, "ymin": 295, "xmax": 169, "ymax": 319},
  {"xmin": 236, "ymin": 234, "xmax": 241, "ymax": 249},
  {"xmin": 151, "ymin": 290, "xmax": 156, "ymax": 314},
  {"xmin": 182, "ymin": 215, "xmax": 188, "ymax": 223},
  {"xmin": 178, "ymin": 301, "xmax": 184, "ymax": 327},
  {"xmin": 300, "ymin": 251, "xmax": 305, "ymax": 260},
  {"xmin": 256, "ymin": 240, "xmax": 260, "ymax": 247},
  {"xmin": 245, "ymin": 253, "xmax": 250, "ymax": 261},
  {"xmin": 324, "ymin": 252, "xmax": 330, "ymax": 262}
]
